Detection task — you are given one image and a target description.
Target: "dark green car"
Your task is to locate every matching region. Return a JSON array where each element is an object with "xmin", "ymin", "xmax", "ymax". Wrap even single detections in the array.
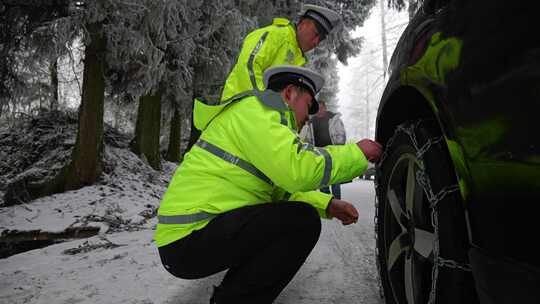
[{"xmin": 374, "ymin": 1, "xmax": 540, "ymax": 303}]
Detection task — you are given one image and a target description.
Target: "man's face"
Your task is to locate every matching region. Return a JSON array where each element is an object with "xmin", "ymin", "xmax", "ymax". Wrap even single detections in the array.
[
  {"xmin": 297, "ymin": 19, "xmax": 321, "ymax": 52},
  {"xmin": 285, "ymin": 85, "xmax": 313, "ymax": 130}
]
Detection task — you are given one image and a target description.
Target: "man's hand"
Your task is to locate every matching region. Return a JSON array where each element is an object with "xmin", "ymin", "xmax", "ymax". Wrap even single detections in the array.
[
  {"xmin": 326, "ymin": 198, "xmax": 359, "ymax": 225},
  {"xmin": 357, "ymin": 139, "xmax": 383, "ymax": 162}
]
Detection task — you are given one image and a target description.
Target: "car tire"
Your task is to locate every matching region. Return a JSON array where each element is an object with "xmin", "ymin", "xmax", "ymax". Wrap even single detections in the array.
[{"xmin": 375, "ymin": 120, "xmax": 478, "ymax": 304}]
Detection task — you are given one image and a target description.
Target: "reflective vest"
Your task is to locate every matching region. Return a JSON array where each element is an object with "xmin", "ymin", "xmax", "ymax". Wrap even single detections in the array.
[
  {"xmin": 220, "ymin": 18, "xmax": 307, "ymax": 101},
  {"xmin": 154, "ymin": 90, "xmax": 368, "ymax": 248}
]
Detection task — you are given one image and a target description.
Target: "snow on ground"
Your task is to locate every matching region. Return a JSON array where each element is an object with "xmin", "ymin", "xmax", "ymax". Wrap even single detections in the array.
[
  {"xmin": 0, "ymin": 110, "xmax": 189, "ymax": 303},
  {"xmin": 0, "ymin": 143, "xmax": 185, "ymax": 304},
  {"xmin": 0, "ymin": 146, "xmax": 173, "ymax": 234},
  {"xmin": 0, "ymin": 180, "xmax": 383, "ymax": 304},
  {"xmin": 0, "ymin": 113, "xmax": 382, "ymax": 303},
  {"xmin": 0, "ymin": 180, "xmax": 384, "ymax": 304}
]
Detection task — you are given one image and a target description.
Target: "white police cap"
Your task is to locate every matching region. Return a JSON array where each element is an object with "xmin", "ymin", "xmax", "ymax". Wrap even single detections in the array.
[
  {"xmin": 263, "ymin": 65, "xmax": 325, "ymax": 114},
  {"xmin": 300, "ymin": 4, "xmax": 341, "ymax": 36}
]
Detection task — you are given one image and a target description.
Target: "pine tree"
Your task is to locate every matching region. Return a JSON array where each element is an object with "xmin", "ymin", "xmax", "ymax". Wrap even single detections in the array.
[
  {"xmin": 63, "ymin": 21, "xmax": 106, "ymax": 190},
  {"xmin": 2, "ymin": 0, "xmax": 394, "ymax": 202}
]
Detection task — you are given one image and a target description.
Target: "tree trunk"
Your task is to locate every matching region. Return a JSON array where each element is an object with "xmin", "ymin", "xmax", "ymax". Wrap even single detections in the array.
[
  {"xmin": 365, "ymin": 57, "xmax": 370, "ymax": 138},
  {"xmin": 130, "ymin": 92, "xmax": 162, "ymax": 170},
  {"xmin": 49, "ymin": 58, "xmax": 59, "ymax": 110},
  {"xmin": 379, "ymin": 0, "xmax": 388, "ymax": 79},
  {"xmin": 3, "ymin": 23, "xmax": 105, "ymax": 204},
  {"xmin": 408, "ymin": 0, "xmax": 418, "ymax": 20},
  {"xmin": 165, "ymin": 104, "xmax": 182, "ymax": 163},
  {"xmin": 63, "ymin": 22, "xmax": 106, "ymax": 190}
]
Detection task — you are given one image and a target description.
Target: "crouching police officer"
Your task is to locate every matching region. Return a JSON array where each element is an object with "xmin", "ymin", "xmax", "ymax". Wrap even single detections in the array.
[{"xmin": 155, "ymin": 65, "xmax": 382, "ymax": 304}]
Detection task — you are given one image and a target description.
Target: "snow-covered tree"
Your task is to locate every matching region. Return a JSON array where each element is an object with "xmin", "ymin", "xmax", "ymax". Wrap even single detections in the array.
[
  {"xmin": 302, "ymin": 0, "xmax": 377, "ymax": 113},
  {"xmin": 2, "ymin": 0, "xmax": 390, "ymax": 202},
  {"xmin": 307, "ymin": 47, "xmax": 340, "ymax": 110},
  {"xmin": 0, "ymin": 1, "xmax": 76, "ymax": 118}
]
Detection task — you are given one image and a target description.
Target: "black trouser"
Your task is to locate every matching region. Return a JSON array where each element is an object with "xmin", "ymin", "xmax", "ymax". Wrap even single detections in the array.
[{"xmin": 158, "ymin": 201, "xmax": 322, "ymax": 304}]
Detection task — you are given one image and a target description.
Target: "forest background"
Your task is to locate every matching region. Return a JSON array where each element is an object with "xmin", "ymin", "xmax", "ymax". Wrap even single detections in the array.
[{"xmin": 0, "ymin": 0, "xmax": 417, "ymax": 215}]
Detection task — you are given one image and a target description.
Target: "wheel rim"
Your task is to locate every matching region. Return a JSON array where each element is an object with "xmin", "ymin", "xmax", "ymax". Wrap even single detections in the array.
[{"xmin": 383, "ymin": 153, "xmax": 435, "ymax": 304}]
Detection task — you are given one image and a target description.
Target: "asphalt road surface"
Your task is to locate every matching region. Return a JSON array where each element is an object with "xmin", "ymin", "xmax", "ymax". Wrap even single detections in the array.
[{"xmin": 177, "ymin": 179, "xmax": 384, "ymax": 304}]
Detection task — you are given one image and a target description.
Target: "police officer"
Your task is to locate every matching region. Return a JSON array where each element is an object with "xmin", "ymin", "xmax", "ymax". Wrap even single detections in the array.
[
  {"xmin": 156, "ymin": 65, "xmax": 382, "ymax": 304},
  {"xmin": 302, "ymin": 100, "xmax": 348, "ymax": 199},
  {"xmin": 220, "ymin": 4, "xmax": 341, "ymax": 101}
]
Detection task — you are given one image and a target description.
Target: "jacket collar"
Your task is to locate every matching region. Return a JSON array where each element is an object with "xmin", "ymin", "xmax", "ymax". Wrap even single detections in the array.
[
  {"xmin": 255, "ymin": 90, "xmax": 289, "ymax": 112},
  {"xmin": 272, "ymin": 17, "xmax": 290, "ymax": 26}
]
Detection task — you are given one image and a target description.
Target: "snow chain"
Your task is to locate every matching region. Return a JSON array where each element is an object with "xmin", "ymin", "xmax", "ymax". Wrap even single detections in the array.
[{"xmin": 374, "ymin": 120, "xmax": 471, "ymax": 304}]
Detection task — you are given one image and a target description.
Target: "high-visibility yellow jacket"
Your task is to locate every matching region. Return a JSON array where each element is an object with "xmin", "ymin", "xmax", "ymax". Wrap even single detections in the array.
[
  {"xmin": 154, "ymin": 90, "xmax": 368, "ymax": 248},
  {"xmin": 220, "ymin": 18, "xmax": 306, "ymax": 101}
]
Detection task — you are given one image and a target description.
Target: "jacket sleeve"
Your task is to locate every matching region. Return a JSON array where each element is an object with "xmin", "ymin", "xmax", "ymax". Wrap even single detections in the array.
[
  {"xmin": 249, "ymin": 30, "xmax": 288, "ymax": 91},
  {"xmin": 234, "ymin": 104, "xmax": 368, "ymax": 213},
  {"xmin": 272, "ymin": 187, "xmax": 333, "ymax": 219},
  {"xmin": 289, "ymin": 191, "xmax": 333, "ymax": 219}
]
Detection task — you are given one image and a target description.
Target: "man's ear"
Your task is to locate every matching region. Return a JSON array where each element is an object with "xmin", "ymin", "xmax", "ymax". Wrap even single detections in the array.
[
  {"xmin": 283, "ymin": 84, "xmax": 297, "ymax": 103},
  {"xmin": 297, "ymin": 18, "xmax": 306, "ymax": 31}
]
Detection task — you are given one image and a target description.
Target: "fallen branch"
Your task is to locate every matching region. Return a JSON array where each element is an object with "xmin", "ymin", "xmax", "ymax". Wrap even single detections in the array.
[{"xmin": 62, "ymin": 237, "xmax": 125, "ymax": 255}]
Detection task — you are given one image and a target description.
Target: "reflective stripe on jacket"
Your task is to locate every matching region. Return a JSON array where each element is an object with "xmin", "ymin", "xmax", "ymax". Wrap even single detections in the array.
[
  {"xmin": 154, "ymin": 90, "xmax": 368, "ymax": 248},
  {"xmin": 220, "ymin": 18, "xmax": 306, "ymax": 101}
]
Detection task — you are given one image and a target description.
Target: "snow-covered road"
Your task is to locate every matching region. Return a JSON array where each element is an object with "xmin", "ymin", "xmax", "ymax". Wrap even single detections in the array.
[
  {"xmin": 0, "ymin": 180, "xmax": 383, "ymax": 304},
  {"xmin": 277, "ymin": 180, "xmax": 383, "ymax": 304}
]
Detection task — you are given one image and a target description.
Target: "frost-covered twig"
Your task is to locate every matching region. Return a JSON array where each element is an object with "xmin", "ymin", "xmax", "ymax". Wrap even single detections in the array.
[{"xmin": 67, "ymin": 44, "xmax": 82, "ymax": 97}]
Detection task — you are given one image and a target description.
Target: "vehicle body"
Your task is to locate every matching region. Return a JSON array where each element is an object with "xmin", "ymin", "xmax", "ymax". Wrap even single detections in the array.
[{"xmin": 374, "ymin": 0, "xmax": 540, "ymax": 303}]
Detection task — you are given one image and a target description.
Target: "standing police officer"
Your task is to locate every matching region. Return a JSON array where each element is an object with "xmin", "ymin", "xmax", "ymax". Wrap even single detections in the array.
[
  {"xmin": 220, "ymin": 4, "xmax": 341, "ymax": 101},
  {"xmin": 156, "ymin": 65, "xmax": 382, "ymax": 303}
]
